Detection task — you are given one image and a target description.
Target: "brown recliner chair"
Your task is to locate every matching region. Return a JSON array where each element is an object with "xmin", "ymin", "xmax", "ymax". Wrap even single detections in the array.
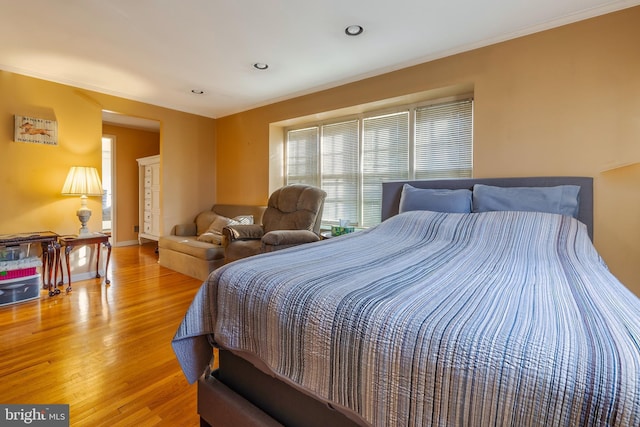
[{"xmin": 222, "ymin": 184, "xmax": 327, "ymax": 263}]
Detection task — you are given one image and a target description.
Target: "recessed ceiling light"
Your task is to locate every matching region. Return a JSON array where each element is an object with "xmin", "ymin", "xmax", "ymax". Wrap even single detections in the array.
[
  {"xmin": 253, "ymin": 63, "xmax": 269, "ymax": 70},
  {"xmin": 345, "ymin": 25, "xmax": 364, "ymax": 36},
  {"xmin": 191, "ymin": 89, "xmax": 205, "ymax": 95}
]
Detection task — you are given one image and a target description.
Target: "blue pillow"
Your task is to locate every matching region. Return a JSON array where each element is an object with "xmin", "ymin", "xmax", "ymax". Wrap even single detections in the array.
[
  {"xmin": 399, "ymin": 184, "xmax": 472, "ymax": 213},
  {"xmin": 472, "ymin": 184, "xmax": 580, "ymax": 218}
]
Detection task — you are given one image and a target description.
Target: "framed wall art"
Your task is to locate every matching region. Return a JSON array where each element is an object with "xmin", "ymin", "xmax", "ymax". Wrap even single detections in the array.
[{"xmin": 14, "ymin": 115, "xmax": 58, "ymax": 145}]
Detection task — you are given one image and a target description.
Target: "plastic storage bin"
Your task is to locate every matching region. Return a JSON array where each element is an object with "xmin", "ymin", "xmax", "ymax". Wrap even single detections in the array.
[{"xmin": 0, "ymin": 273, "xmax": 41, "ymax": 306}]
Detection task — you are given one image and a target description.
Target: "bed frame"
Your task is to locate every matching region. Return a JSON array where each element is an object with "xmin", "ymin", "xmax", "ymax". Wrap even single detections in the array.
[{"xmin": 198, "ymin": 176, "xmax": 594, "ymax": 427}]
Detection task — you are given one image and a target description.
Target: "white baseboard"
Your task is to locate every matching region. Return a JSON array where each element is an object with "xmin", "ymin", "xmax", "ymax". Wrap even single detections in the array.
[
  {"xmin": 114, "ymin": 240, "xmax": 139, "ymax": 247},
  {"xmin": 68, "ymin": 271, "xmax": 107, "ymax": 283},
  {"xmin": 48, "ymin": 270, "xmax": 107, "ymax": 287}
]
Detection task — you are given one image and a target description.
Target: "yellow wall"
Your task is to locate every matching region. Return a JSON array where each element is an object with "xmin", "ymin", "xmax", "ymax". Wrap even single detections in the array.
[
  {"xmin": 102, "ymin": 124, "xmax": 159, "ymax": 244},
  {"xmin": 1, "ymin": 71, "xmax": 215, "ymax": 275},
  {"xmin": 1, "ymin": 72, "xmax": 102, "ymax": 235},
  {"xmin": 215, "ymin": 7, "xmax": 640, "ymax": 295}
]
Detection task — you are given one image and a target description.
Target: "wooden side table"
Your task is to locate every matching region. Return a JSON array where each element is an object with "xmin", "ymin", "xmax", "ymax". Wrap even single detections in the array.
[
  {"xmin": 0, "ymin": 231, "xmax": 60, "ymax": 291},
  {"xmin": 58, "ymin": 233, "xmax": 111, "ymax": 293}
]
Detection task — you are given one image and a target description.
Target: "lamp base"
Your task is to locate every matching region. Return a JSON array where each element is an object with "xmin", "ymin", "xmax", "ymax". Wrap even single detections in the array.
[{"xmin": 77, "ymin": 205, "xmax": 92, "ymax": 236}]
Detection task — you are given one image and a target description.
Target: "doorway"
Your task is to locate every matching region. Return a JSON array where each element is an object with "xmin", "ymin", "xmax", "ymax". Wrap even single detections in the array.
[{"xmin": 101, "ymin": 110, "xmax": 161, "ymax": 247}]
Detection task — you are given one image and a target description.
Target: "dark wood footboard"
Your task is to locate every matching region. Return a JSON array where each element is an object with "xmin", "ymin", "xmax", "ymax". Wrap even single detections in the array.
[
  {"xmin": 198, "ymin": 372, "xmax": 282, "ymax": 426},
  {"xmin": 198, "ymin": 349, "xmax": 362, "ymax": 427}
]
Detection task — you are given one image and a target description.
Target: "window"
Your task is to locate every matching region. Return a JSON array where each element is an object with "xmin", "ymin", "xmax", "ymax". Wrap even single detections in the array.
[
  {"xmin": 285, "ymin": 98, "xmax": 473, "ymax": 227},
  {"xmin": 102, "ymin": 136, "xmax": 114, "ymax": 232}
]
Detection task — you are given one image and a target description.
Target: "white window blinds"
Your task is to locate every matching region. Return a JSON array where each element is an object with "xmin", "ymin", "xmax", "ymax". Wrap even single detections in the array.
[
  {"xmin": 415, "ymin": 99, "xmax": 473, "ymax": 179},
  {"xmin": 362, "ymin": 112, "xmax": 409, "ymax": 226},
  {"xmin": 321, "ymin": 120, "xmax": 359, "ymax": 224},
  {"xmin": 286, "ymin": 126, "xmax": 319, "ymax": 186},
  {"xmin": 285, "ymin": 97, "xmax": 473, "ymax": 227}
]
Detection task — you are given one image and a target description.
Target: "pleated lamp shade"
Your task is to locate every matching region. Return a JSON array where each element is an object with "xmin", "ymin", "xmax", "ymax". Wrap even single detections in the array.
[
  {"xmin": 61, "ymin": 166, "xmax": 103, "ymax": 196},
  {"xmin": 61, "ymin": 167, "xmax": 103, "ymax": 235}
]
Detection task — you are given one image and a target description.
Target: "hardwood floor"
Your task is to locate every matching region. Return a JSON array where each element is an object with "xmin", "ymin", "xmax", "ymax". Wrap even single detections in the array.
[{"xmin": 0, "ymin": 243, "xmax": 204, "ymax": 426}]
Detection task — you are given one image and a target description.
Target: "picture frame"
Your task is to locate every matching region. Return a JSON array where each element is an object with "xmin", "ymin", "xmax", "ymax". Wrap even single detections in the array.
[{"xmin": 14, "ymin": 115, "xmax": 58, "ymax": 145}]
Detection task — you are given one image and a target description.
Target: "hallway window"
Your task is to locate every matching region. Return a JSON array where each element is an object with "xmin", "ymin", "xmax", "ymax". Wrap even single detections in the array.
[{"xmin": 102, "ymin": 136, "xmax": 113, "ymax": 231}]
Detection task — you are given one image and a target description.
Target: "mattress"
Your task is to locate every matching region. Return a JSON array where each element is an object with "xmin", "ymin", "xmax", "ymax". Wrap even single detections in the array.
[{"xmin": 173, "ymin": 209, "xmax": 640, "ymax": 426}]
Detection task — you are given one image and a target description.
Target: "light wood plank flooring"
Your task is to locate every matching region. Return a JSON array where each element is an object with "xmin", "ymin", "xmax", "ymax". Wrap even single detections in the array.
[{"xmin": 0, "ymin": 243, "xmax": 204, "ymax": 426}]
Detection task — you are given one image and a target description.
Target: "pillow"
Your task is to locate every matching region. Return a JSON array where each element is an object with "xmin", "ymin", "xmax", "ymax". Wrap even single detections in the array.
[
  {"xmin": 231, "ymin": 215, "xmax": 253, "ymax": 225},
  {"xmin": 472, "ymin": 184, "xmax": 580, "ymax": 218},
  {"xmin": 196, "ymin": 231, "xmax": 223, "ymax": 245},
  {"xmin": 196, "ymin": 214, "xmax": 235, "ymax": 244},
  {"xmin": 195, "ymin": 210, "xmax": 220, "ymax": 236},
  {"xmin": 208, "ymin": 214, "xmax": 235, "ymax": 234},
  {"xmin": 399, "ymin": 184, "xmax": 472, "ymax": 213},
  {"xmin": 196, "ymin": 214, "xmax": 255, "ymax": 244}
]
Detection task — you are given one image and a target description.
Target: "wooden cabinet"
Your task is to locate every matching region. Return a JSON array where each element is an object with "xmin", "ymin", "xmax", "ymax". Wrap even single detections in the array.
[{"xmin": 136, "ymin": 155, "xmax": 160, "ymax": 244}]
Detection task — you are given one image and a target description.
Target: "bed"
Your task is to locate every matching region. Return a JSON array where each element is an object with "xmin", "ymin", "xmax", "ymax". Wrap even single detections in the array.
[{"xmin": 172, "ymin": 176, "xmax": 640, "ymax": 426}]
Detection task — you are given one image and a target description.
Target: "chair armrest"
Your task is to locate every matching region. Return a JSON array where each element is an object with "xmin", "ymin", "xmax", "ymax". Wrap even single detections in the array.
[
  {"xmin": 261, "ymin": 230, "xmax": 320, "ymax": 247},
  {"xmin": 223, "ymin": 224, "xmax": 265, "ymax": 245},
  {"xmin": 173, "ymin": 223, "xmax": 197, "ymax": 236}
]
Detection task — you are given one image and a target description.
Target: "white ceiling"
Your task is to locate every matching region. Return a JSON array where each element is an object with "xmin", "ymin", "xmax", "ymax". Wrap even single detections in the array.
[{"xmin": 1, "ymin": 0, "xmax": 638, "ymax": 120}]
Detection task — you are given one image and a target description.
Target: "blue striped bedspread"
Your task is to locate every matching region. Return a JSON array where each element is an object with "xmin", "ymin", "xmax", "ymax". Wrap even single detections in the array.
[{"xmin": 172, "ymin": 210, "xmax": 640, "ymax": 426}]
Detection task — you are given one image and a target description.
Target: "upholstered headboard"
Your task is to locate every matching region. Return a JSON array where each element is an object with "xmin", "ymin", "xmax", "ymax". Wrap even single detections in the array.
[{"xmin": 381, "ymin": 177, "xmax": 594, "ymax": 240}]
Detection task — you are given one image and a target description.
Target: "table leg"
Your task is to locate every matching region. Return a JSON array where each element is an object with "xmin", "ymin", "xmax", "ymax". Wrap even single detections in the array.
[
  {"xmin": 65, "ymin": 245, "xmax": 73, "ymax": 293},
  {"xmin": 57, "ymin": 243, "xmax": 64, "ymax": 286},
  {"xmin": 47, "ymin": 244, "xmax": 53, "ymax": 288},
  {"xmin": 95, "ymin": 243, "xmax": 101, "ymax": 279},
  {"xmin": 47, "ymin": 243, "xmax": 61, "ymax": 297},
  {"xmin": 104, "ymin": 241, "xmax": 112, "ymax": 285},
  {"xmin": 40, "ymin": 242, "xmax": 49, "ymax": 290},
  {"xmin": 53, "ymin": 242, "xmax": 62, "ymax": 292}
]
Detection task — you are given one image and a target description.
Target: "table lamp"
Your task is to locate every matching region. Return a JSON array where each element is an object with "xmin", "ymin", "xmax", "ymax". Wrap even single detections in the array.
[{"xmin": 61, "ymin": 166, "xmax": 103, "ymax": 235}]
